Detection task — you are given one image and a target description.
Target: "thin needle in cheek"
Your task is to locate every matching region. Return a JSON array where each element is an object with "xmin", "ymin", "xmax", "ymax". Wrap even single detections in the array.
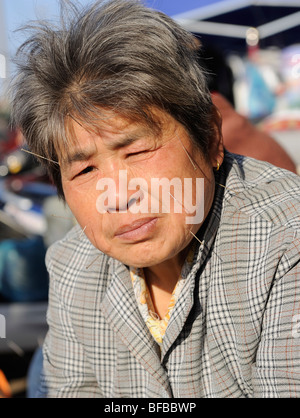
[
  {"xmin": 86, "ymin": 254, "xmax": 102, "ymax": 270},
  {"xmin": 175, "ymin": 133, "xmax": 197, "ymax": 171},
  {"xmin": 175, "ymin": 134, "xmax": 214, "ymax": 184},
  {"xmin": 168, "ymin": 182, "xmax": 220, "ymax": 260},
  {"xmin": 189, "ymin": 230, "xmax": 204, "ymax": 246},
  {"xmin": 168, "ymin": 191, "xmax": 192, "ymax": 214},
  {"xmin": 189, "ymin": 229, "xmax": 224, "ymax": 263},
  {"xmin": 78, "ymin": 225, "xmax": 87, "ymax": 239}
]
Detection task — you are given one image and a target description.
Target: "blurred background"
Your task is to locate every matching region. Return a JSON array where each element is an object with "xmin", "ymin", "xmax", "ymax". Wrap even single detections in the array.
[{"xmin": 0, "ymin": 0, "xmax": 299, "ymax": 397}]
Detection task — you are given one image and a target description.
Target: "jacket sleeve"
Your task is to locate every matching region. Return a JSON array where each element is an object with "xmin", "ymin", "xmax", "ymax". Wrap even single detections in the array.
[
  {"xmin": 41, "ymin": 243, "xmax": 104, "ymax": 398},
  {"xmin": 252, "ymin": 236, "xmax": 300, "ymax": 398}
]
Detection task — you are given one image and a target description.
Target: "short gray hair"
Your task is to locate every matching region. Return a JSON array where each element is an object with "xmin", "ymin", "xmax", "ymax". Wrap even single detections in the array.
[{"xmin": 10, "ymin": 0, "xmax": 220, "ymax": 198}]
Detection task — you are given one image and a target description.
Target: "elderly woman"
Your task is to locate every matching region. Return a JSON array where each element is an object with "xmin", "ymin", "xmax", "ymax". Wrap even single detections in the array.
[{"xmin": 11, "ymin": 0, "xmax": 300, "ymax": 398}]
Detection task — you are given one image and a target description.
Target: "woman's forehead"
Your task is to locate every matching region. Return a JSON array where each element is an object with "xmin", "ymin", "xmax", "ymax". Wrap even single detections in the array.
[
  {"xmin": 58, "ymin": 107, "xmax": 179, "ymax": 158},
  {"xmin": 55, "ymin": 110, "xmax": 159, "ymax": 163}
]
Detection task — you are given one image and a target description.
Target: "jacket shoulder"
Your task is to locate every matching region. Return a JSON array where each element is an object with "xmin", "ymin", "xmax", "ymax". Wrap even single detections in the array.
[
  {"xmin": 45, "ymin": 225, "xmax": 110, "ymax": 300},
  {"xmin": 224, "ymin": 152, "xmax": 300, "ymax": 232}
]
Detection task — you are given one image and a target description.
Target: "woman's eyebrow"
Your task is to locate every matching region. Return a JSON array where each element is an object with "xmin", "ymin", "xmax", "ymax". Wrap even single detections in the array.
[
  {"xmin": 106, "ymin": 125, "xmax": 152, "ymax": 150},
  {"xmin": 109, "ymin": 135, "xmax": 139, "ymax": 150},
  {"xmin": 62, "ymin": 128, "xmax": 151, "ymax": 167},
  {"xmin": 110, "ymin": 125, "xmax": 154, "ymax": 148},
  {"xmin": 61, "ymin": 149, "xmax": 97, "ymax": 169}
]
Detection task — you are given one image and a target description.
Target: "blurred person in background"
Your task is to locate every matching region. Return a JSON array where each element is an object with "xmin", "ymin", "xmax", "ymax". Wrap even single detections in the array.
[{"xmin": 198, "ymin": 43, "xmax": 297, "ymax": 174}]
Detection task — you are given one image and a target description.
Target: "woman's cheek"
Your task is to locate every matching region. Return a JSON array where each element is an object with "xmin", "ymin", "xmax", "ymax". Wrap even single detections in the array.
[{"xmin": 63, "ymin": 184, "xmax": 95, "ymax": 225}]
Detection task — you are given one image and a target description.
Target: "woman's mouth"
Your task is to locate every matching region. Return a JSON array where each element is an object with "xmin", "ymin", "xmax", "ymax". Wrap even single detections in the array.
[{"xmin": 114, "ymin": 217, "xmax": 158, "ymax": 241}]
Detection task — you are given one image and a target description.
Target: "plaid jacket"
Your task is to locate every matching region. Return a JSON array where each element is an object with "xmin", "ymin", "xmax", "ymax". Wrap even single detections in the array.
[{"xmin": 43, "ymin": 152, "xmax": 300, "ymax": 398}]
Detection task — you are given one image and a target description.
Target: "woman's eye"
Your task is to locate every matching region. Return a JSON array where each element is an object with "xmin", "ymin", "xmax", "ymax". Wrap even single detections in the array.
[
  {"xmin": 127, "ymin": 150, "xmax": 144, "ymax": 157},
  {"xmin": 76, "ymin": 166, "xmax": 95, "ymax": 177},
  {"xmin": 126, "ymin": 149, "xmax": 151, "ymax": 159}
]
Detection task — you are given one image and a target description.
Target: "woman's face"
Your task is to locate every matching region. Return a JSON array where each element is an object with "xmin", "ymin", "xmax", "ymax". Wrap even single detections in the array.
[{"xmin": 60, "ymin": 109, "xmax": 223, "ymax": 268}]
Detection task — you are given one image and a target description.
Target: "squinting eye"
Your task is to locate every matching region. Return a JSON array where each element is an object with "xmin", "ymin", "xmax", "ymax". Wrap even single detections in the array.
[
  {"xmin": 76, "ymin": 166, "xmax": 95, "ymax": 177},
  {"xmin": 127, "ymin": 150, "xmax": 145, "ymax": 157},
  {"xmin": 126, "ymin": 149, "xmax": 151, "ymax": 159}
]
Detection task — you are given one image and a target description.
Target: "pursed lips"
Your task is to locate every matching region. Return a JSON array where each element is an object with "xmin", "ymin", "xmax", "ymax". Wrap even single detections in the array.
[{"xmin": 114, "ymin": 217, "xmax": 158, "ymax": 237}]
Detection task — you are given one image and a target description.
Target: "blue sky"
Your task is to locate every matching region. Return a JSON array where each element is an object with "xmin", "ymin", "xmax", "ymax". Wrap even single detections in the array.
[
  {"xmin": 2, "ymin": 0, "xmax": 222, "ymax": 57},
  {"xmin": 0, "ymin": 0, "xmax": 222, "ymax": 96},
  {"xmin": 3, "ymin": 0, "xmax": 68, "ymax": 55}
]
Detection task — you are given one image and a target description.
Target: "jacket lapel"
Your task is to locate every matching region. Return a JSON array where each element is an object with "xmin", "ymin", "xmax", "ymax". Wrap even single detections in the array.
[
  {"xmin": 160, "ymin": 251, "xmax": 203, "ymax": 361},
  {"xmin": 161, "ymin": 183, "xmax": 224, "ymax": 360},
  {"xmin": 100, "ymin": 258, "xmax": 171, "ymax": 393}
]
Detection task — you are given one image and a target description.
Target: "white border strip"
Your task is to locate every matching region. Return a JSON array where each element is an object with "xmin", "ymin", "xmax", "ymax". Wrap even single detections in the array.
[
  {"xmin": 256, "ymin": 0, "xmax": 300, "ymax": 7},
  {"xmin": 176, "ymin": 19, "xmax": 249, "ymax": 39},
  {"xmin": 259, "ymin": 11, "xmax": 300, "ymax": 38},
  {"xmin": 172, "ymin": 0, "xmax": 251, "ymax": 21},
  {"xmin": 172, "ymin": 0, "xmax": 300, "ymax": 20},
  {"xmin": 174, "ymin": 3, "xmax": 300, "ymax": 40}
]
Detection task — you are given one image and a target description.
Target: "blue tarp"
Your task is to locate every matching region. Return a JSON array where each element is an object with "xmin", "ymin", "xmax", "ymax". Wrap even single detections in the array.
[{"xmin": 146, "ymin": 0, "xmax": 300, "ymax": 52}]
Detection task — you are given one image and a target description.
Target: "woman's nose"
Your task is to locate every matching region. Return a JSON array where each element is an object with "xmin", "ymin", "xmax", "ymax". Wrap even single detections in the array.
[{"xmin": 96, "ymin": 169, "xmax": 147, "ymax": 214}]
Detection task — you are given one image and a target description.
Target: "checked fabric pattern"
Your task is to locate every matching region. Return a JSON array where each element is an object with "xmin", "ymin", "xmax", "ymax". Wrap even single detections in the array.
[{"xmin": 41, "ymin": 151, "xmax": 300, "ymax": 398}]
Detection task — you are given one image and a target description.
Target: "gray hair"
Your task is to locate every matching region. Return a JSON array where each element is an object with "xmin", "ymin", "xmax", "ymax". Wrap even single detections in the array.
[{"xmin": 10, "ymin": 0, "xmax": 220, "ymax": 198}]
